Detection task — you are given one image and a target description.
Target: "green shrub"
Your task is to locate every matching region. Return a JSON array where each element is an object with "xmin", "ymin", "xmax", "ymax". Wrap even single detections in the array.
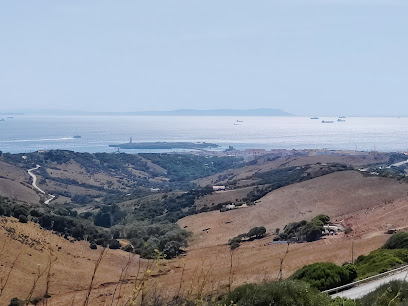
[
  {"xmin": 290, "ymin": 262, "xmax": 356, "ymax": 291},
  {"xmin": 29, "ymin": 209, "xmax": 42, "ymax": 217},
  {"xmin": 222, "ymin": 280, "xmax": 333, "ymax": 306},
  {"xmin": 247, "ymin": 226, "xmax": 266, "ymax": 239},
  {"xmin": 108, "ymin": 239, "xmax": 121, "ymax": 249},
  {"xmin": 9, "ymin": 297, "xmax": 24, "ymax": 306},
  {"xmin": 122, "ymin": 244, "xmax": 133, "ymax": 253},
  {"xmin": 355, "ymin": 248, "xmax": 408, "ymax": 279},
  {"xmin": 18, "ymin": 215, "xmax": 28, "ymax": 223},
  {"xmin": 383, "ymin": 231, "xmax": 408, "ymax": 249}
]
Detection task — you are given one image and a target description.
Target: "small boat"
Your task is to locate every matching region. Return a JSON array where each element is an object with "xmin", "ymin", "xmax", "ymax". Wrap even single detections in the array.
[
  {"xmin": 236, "ymin": 120, "xmax": 243, "ymax": 123},
  {"xmin": 337, "ymin": 119, "xmax": 346, "ymax": 122},
  {"xmin": 322, "ymin": 120, "xmax": 334, "ymax": 123},
  {"xmin": 234, "ymin": 123, "xmax": 239, "ymax": 125},
  {"xmin": 310, "ymin": 117, "xmax": 319, "ymax": 119},
  {"xmin": 0, "ymin": 118, "xmax": 5, "ymax": 121},
  {"xmin": 7, "ymin": 116, "xmax": 13, "ymax": 119},
  {"xmin": 338, "ymin": 116, "xmax": 346, "ymax": 119},
  {"xmin": 73, "ymin": 135, "xmax": 81, "ymax": 139}
]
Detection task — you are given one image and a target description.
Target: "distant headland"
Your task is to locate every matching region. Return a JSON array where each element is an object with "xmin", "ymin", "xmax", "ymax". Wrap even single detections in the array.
[
  {"xmin": 8, "ymin": 108, "xmax": 293, "ymax": 117},
  {"xmin": 109, "ymin": 141, "xmax": 220, "ymax": 150}
]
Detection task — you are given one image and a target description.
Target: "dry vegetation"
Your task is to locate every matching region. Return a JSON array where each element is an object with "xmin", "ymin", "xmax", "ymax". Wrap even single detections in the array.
[
  {"xmin": 1, "ymin": 150, "xmax": 407, "ymax": 305},
  {"xmin": 180, "ymin": 170, "xmax": 408, "ymax": 249},
  {"xmin": 194, "ymin": 153, "xmax": 388, "ymax": 187}
]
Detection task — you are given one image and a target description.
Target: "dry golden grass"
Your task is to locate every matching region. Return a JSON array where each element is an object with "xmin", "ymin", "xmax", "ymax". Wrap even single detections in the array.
[
  {"xmin": 194, "ymin": 154, "xmax": 388, "ymax": 187},
  {"xmin": 180, "ymin": 171, "xmax": 408, "ymax": 249}
]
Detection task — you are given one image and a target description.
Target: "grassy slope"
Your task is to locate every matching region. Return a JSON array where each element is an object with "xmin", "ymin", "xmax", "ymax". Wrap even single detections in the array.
[{"xmin": 179, "ymin": 171, "xmax": 408, "ymax": 249}]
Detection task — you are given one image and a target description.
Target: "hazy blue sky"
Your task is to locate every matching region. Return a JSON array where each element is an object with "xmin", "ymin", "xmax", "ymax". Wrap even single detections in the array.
[{"xmin": 1, "ymin": 1, "xmax": 407, "ymax": 116}]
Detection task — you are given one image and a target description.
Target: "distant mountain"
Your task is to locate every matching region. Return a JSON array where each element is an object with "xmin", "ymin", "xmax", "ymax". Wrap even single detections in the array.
[{"xmin": 13, "ymin": 108, "xmax": 293, "ymax": 117}]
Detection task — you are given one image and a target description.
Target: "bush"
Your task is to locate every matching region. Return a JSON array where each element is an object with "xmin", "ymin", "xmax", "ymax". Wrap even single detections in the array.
[
  {"xmin": 18, "ymin": 215, "xmax": 28, "ymax": 223},
  {"xmin": 13, "ymin": 205, "xmax": 28, "ymax": 218},
  {"xmin": 29, "ymin": 209, "xmax": 42, "ymax": 217},
  {"xmin": 122, "ymin": 244, "xmax": 134, "ymax": 252},
  {"xmin": 247, "ymin": 226, "xmax": 266, "ymax": 239},
  {"xmin": 9, "ymin": 298, "xmax": 24, "ymax": 306},
  {"xmin": 355, "ymin": 248, "xmax": 408, "ymax": 279},
  {"xmin": 108, "ymin": 239, "xmax": 121, "ymax": 249},
  {"xmin": 290, "ymin": 262, "xmax": 356, "ymax": 291},
  {"xmin": 383, "ymin": 231, "xmax": 408, "ymax": 249},
  {"xmin": 222, "ymin": 280, "xmax": 333, "ymax": 306}
]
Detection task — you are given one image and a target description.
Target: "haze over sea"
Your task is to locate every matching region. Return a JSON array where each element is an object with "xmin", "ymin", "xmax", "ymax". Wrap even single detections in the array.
[{"xmin": 1, "ymin": 115, "xmax": 408, "ymax": 154}]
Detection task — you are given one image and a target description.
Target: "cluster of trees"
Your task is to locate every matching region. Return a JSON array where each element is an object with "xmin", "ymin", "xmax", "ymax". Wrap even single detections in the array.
[
  {"xmin": 228, "ymin": 226, "xmax": 266, "ymax": 249},
  {"xmin": 111, "ymin": 222, "xmax": 190, "ymax": 258},
  {"xmin": 0, "ymin": 196, "xmax": 190, "ymax": 259},
  {"xmin": 93, "ymin": 204, "xmax": 126, "ymax": 228},
  {"xmin": 140, "ymin": 153, "xmax": 243, "ymax": 183},
  {"xmin": 0, "ymin": 197, "xmax": 32, "ymax": 223},
  {"xmin": 129, "ymin": 187, "xmax": 213, "ymax": 223},
  {"xmin": 274, "ymin": 215, "xmax": 330, "ymax": 243}
]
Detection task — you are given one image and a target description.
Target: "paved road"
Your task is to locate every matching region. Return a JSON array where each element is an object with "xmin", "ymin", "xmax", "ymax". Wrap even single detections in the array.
[
  {"xmin": 332, "ymin": 269, "xmax": 408, "ymax": 300},
  {"xmin": 27, "ymin": 165, "xmax": 55, "ymax": 204},
  {"xmin": 387, "ymin": 159, "xmax": 408, "ymax": 168},
  {"xmin": 28, "ymin": 165, "xmax": 46, "ymax": 194}
]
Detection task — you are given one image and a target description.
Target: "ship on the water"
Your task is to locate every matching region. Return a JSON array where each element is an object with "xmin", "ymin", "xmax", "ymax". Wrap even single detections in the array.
[
  {"xmin": 310, "ymin": 117, "xmax": 319, "ymax": 119},
  {"xmin": 337, "ymin": 119, "xmax": 346, "ymax": 122},
  {"xmin": 322, "ymin": 120, "xmax": 334, "ymax": 123},
  {"xmin": 73, "ymin": 135, "xmax": 81, "ymax": 139}
]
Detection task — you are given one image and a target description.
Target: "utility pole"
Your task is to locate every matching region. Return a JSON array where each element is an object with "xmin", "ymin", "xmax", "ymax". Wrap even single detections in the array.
[{"xmin": 351, "ymin": 240, "xmax": 354, "ymax": 264}]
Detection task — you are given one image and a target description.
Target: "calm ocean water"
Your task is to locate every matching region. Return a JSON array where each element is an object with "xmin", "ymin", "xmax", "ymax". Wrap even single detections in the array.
[{"xmin": 0, "ymin": 115, "xmax": 407, "ymax": 154}]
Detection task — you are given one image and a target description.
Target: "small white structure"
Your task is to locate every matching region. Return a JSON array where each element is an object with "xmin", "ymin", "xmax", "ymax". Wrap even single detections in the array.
[
  {"xmin": 212, "ymin": 186, "xmax": 226, "ymax": 191},
  {"xmin": 225, "ymin": 204, "xmax": 236, "ymax": 210},
  {"xmin": 323, "ymin": 224, "xmax": 344, "ymax": 235}
]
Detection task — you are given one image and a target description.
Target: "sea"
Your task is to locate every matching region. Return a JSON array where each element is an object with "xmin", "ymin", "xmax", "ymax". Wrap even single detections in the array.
[{"xmin": 1, "ymin": 115, "xmax": 408, "ymax": 154}]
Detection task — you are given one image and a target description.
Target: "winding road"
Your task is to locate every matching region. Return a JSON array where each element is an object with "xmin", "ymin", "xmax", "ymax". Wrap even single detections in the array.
[
  {"xmin": 27, "ymin": 165, "xmax": 55, "ymax": 204},
  {"xmin": 387, "ymin": 159, "xmax": 408, "ymax": 168}
]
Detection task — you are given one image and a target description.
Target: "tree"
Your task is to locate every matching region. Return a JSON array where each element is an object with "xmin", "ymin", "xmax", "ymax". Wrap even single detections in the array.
[
  {"xmin": 383, "ymin": 231, "xmax": 408, "ymax": 249},
  {"xmin": 94, "ymin": 212, "xmax": 113, "ymax": 228},
  {"xmin": 108, "ymin": 239, "xmax": 121, "ymax": 249},
  {"xmin": 163, "ymin": 241, "xmax": 182, "ymax": 258},
  {"xmin": 247, "ymin": 227, "xmax": 266, "ymax": 239}
]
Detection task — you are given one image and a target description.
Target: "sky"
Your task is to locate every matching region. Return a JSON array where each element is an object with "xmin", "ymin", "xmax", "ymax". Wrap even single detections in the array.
[{"xmin": 1, "ymin": 0, "xmax": 407, "ymax": 116}]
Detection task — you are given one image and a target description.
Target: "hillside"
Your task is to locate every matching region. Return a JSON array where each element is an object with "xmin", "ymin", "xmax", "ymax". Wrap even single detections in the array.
[
  {"xmin": 179, "ymin": 171, "xmax": 408, "ymax": 249},
  {"xmin": 1, "ymin": 150, "xmax": 407, "ymax": 304},
  {"xmin": 194, "ymin": 153, "xmax": 388, "ymax": 187},
  {"xmin": 0, "ymin": 217, "xmax": 147, "ymax": 305}
]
